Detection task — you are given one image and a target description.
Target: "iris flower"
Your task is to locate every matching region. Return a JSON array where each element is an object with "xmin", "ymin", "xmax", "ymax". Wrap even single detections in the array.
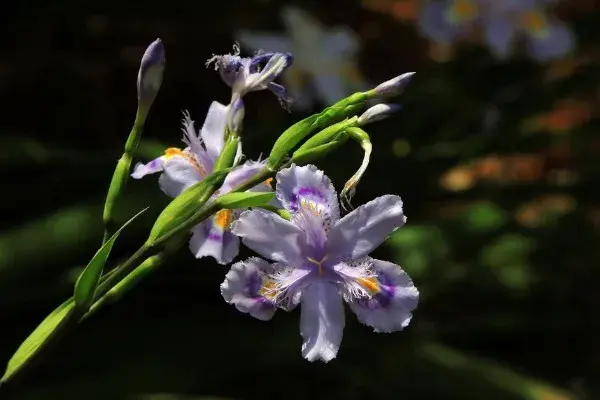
[
  {"xmin": 131, "ymin": 102, "xmax": 270, "ymax": 265},
  {"xmin": 221, "ymin": 164, "xmax": 419, "ymax": 362},
  {"xmin": 419, "ymin": 0, "xmax": 574, "ymax": 61}
]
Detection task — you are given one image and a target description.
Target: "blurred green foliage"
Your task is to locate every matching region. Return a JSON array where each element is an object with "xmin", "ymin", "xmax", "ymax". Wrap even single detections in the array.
[{"xmin": 1, "ymin": 0, "xmax": 599, "ymax": 399}]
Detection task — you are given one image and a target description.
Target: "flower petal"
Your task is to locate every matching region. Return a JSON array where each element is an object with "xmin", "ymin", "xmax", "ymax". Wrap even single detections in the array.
[
  {"xmin": 131, "ymin": 156, "xmax": 165, "ymax": 179},
  {"xmin": 220, "ymin": 257, "xmax": 277, "ymax": 321},
  {"xmin": 189, "ymin": 214, "xmax": 239, "ymax": 265},
  {"xmin": 525, "ymin": 19, "xmax": 574, "ymax": 61},
  {"xmin": 220, "ymin": 160, "xmax": 268, "ymax": 194},
  {"xmin": 328, "ymin": 195, "xmax": 406, "ymax": 261},
  {"xmin": 230, "ymin": 209, "xmax": 304, "ymax": 264},
  {"xmin": 200, "ymin": 101, "xmax": 229, "ymax": 161},
  {"xmin": 484, "ymin": 16, "xmax": 517, "ymax": 59},
  {"xmin": 158, "ymin": 155, "xmax": 203, "ymax": 198},
  {"xmin": 181, "ymin": 111, "xmax": 214, "ymax": 172},
  {"xmin": 312, "ymin": 73, "xmax": 350, "ymax": 107},
  {"xmin": 275, "ymin": 164, "xmax": 340, "ymax": 221},
  {"xmin": 349, "ymin": 258, "xmax": 419, "ymax": 333},
  {"xmin": 300, "ymin": 280, "xmax": 345, "ymax": 362}
]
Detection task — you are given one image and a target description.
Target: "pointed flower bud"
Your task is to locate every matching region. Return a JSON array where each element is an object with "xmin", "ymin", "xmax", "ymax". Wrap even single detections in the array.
[
  {"xmin": 372, "ymin": 72, "xmax": 415, "ymax": 98},
  {"xmin": 137, "ymin": 38, "xmax": 166, "ymax": 111},
  {"xmin": 357, "ymin": 103, "xmax": 402, "ymax": 126}
]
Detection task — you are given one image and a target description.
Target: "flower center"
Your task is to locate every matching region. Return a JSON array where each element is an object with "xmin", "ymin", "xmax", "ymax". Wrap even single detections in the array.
[
  {"xmin": 259, "ymin": 279, "xmax": 278, "ymax": 300},
  {"xmin": 307, "ymin": 255, "xmax": 328, "ymax": 276}
]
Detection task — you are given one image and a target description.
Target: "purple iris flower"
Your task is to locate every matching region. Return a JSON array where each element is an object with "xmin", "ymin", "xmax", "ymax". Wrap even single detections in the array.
[
  {"xmin": 221, "ymin": 164, "xmax": 419, "ymax": 362},
  {"xmin": 419, "ymin": 0, "xmax": 574, "ymax": 61},
  {"xmin": 131, "ymin": 102, "xmax": 271, "ymax": 265}
]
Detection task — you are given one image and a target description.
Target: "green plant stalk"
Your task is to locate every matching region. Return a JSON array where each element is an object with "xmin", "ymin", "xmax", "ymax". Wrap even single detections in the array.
[
  {"xmin": 3, "ymin": 122, "xmax": 351, "ymax": 386},
  {"xmin": 102, "ymin": 107, "xmax": 149, "ymax": 243}
]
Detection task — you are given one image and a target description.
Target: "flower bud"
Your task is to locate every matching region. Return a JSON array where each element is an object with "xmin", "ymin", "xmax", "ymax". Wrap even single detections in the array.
[
  {"xmin": 357, "ymin": 103, "xmax": 402, "ymax": 125},
  {"xmin": 137, "ymin": 38, "xmax": 166, "ymax": 111},
  {"xmin": 372, "ymin": 72, "xmax": 414, "ymax": 98}
]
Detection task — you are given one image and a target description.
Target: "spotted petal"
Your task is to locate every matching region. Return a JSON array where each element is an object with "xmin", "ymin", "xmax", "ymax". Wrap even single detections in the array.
[
  {"xmin": 300, "ymin": 280, "xmax": 345, "ymax": 362},
  {"xmin": 220, "ymin": 257, "xmax": 277, "ymax": 321},
  {"xmin": 275, "ymin": 164, "xmax": 340, "ymax": 221},
  {"xmin": 328, "ymin": 195, "xmax": 406, "ymax": 261},
  {"xmin": 348, "ymin": 259, "xmax": 419, "ymax": 333}
]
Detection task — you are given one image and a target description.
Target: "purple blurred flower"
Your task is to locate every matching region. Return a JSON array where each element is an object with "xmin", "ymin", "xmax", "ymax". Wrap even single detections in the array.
[
  {"xmin": 206, "ymin": 43, "xmax": 293, "ymax": 108},
  {"xmin": 131, "ymin": 101, "xmax": 271, "ymax": 265},
  {"xmin": 419, "ymin": 0, "xmax": 574, "ymax": 61},
  {"xmin": 222, "ymin": 164, "xmax": 419, "ymax": 362}
]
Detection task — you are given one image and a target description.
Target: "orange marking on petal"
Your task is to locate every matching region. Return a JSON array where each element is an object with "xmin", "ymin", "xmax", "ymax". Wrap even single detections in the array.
[
  {"xmin": 164, "ymin": 147, "xmax": 184, "ymax": 159},
  {"xmin": 357, "ymin": 277, "xmax": 381, "ymax": 294},
  {"xmin": 214, "ymin": 209, "xmax": 233, "ymax": 229},
  {"xmin": 265, "ymin": 178, "xmax": 273, "ymax": 188},
  {"xmin": 164, "ymin": 147, "xmax": 207, "ymax": 176}
]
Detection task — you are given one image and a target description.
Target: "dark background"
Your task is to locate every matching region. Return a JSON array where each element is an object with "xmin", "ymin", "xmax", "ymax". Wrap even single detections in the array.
[{"xmin": 1, "ymin": 0, "xmax": 599, "ymax": 399}]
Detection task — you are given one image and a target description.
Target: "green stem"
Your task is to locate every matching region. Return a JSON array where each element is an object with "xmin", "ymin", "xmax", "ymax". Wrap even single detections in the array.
[{"xmin": 102, "ymin": 108, "xmax": 148, "ymax": 244}]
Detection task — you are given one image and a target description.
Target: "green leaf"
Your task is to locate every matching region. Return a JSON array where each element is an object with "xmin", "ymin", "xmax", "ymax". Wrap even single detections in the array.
[
  {"xmin": 215, "ymin": 191, "xmax": 275, "ymax": 209},
  {"xmin": 1, "ymin": 298, "xmax": 75, "ymax": 384},
  {"xmin": 73, "ymin": 208, "xmax": 148, "ymax": 314}
]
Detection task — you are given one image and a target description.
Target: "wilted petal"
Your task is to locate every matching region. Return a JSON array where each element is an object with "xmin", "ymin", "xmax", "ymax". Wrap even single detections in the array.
[
  {"xmin": 525, "ymin": 18, "xmax": 574, "ymax": 61},
  {"xmin": 200, "ymin": 101, "xmax": 229, "ymax": 161},
  {"xmin": 131, "ymin": 156, "xmax": 165, "ymax": 179},
  {"xmin": 189, "ymin": 213, "xmax": 239, "ymax": 265},
  {"xmin": 300, "ymin": 280, "xmax": 345, "ymax": 362},
  {"xmin": 328, "ymin": 195, "xmax": 406, "ymax": 261},
  {"xmin": 243, "ymin": 52, "xmax": 293, "ymax": 94},
  {"xmin": 275, "ymin": 164, "xmax": 340, "ymax": 221},
  {"xmin": 484, "ymin": 16, "xmax": 517, "ymax": 59},
  {"xmin": 220, "ymin": 257, "xmax": 277, "ymax": 321},
  {"xmin": 349, "ymin": 259, "xmax": 419, "ymax": 333},
  {"xmin": 231, "ymin": 209, "xmax": 304, "ymax": 264},
  {"xmin": 158, "ymin": 155, "xmax": 203, "ymax": 197}
]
